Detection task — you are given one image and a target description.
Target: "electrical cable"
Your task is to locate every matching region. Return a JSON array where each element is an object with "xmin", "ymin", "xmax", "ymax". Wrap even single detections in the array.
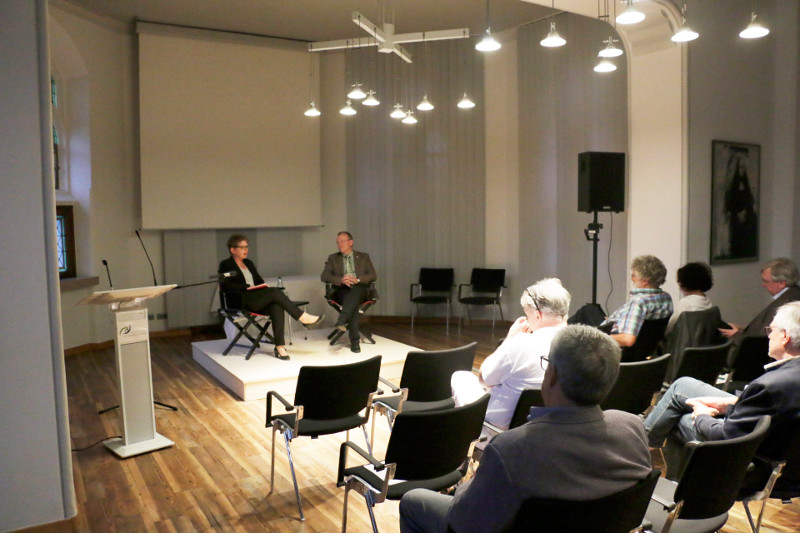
[{"xmin": 72, "ymin": 435, "xmax": 122, "ymax": 452}]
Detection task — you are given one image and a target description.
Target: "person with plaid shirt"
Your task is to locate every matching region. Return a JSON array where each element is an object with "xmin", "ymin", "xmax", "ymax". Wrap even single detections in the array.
[{"xmin": 600, "ymin": 255, "xmax": 673, "ymax": 348}]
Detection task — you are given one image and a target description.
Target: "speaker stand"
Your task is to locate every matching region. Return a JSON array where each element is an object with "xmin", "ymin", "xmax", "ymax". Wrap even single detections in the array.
[{"xmin": 583, "ymin": 211, "xmax": 603, "ymax": 305}]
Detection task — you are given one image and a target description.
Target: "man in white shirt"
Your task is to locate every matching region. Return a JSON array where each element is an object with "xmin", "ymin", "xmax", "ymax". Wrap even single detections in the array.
[{"xmin": 451, "ymin": 277, "xmax": 570, "ymax": 433}]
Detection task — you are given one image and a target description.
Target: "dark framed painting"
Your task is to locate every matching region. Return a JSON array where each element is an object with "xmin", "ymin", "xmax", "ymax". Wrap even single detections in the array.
[{"xmin": 710, "ymin": 140, "xmax": 760, "ymax": 265}]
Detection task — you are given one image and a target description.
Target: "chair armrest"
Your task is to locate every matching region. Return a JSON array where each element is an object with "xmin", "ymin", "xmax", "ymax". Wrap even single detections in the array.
[
  {"xmin": 336, "ymin": 440, "xmax": 385, "ymax": 486},
  {"xmin": 378, "ymin": 376, "xmax": 402, "ymax": 394},
  {"xmin": 266, "ymin": 390, "xmax": 295, "ymax": 424},
  {"xmin": 458, "ymin": 283, "xmax": 470, "ymax": 300},
  {"xmin": 410, "ymin": 283, "xmax": 420, "ymax": 300},
  {"xmin": 631, "ymin": 519, "xmax": 653, "ymax": 533},
  {"xmin": 482, "ymin": 420, "xmax": 503, "ymax": 435},
  {"xmin": 650, "ymin": 492, "xmax": 676, "ymax": 512}
]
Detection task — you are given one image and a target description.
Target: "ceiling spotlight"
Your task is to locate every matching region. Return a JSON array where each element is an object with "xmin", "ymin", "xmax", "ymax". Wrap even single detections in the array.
[
  {"xmin": 476, "ymin": 29, "xmax": 501, "ymax": 52},
  {"xmin": 540, "ymin": 21, "xmax": 566, "ymax": 48},
  {"xmin": 339, "ymin": 100, "xmax": 357, "ymax": 115},
  {"xmin": 362, "ymin": 90, "xmax": 380, "ymax": 106},
  {"xmin": 390, "ymin": 103, "xmax": 407, "ymax": 119},
  {"xmin": 739, "ymin": 12, "xmax": 769, "ymax": 39},
  {"xmin": 417, "ymin": 95, "xmax": 435, "ymax": 111},
  {"xmin": 598, "ymin": 37, "xmax": 623, "ymax": 58},
  {"xmin": 457, "ymin": 93, "xmax": 476, "ymax": 109},
  {"xmin": 671, "ymin": 25, "xmax": 699, "ymax": 43},
  {"xmin": 304, "ymin": 101, "xmax": 321, "ymax": 117},
  {"xmin": 594, "ymin": 59, "xmax": 617, "ymax": 73},
  {"xmin": 616, "ymin": 0, "xmax": 645, "ymax": 25},
  {"xmin": 347, "ymin": 83, "xmax": 367, "ymax": 100},
  {"xmin": 402, "ymin": 111, "xmax": 418, "ymax": 124}
]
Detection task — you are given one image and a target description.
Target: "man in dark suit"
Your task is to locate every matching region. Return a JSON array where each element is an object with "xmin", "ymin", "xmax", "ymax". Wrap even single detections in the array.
[
  {"xmin": 647, "ymin": 301, "xmax": 800, "ymax": 471},
  {"xmin": 720, "ymin": 257, "xmax": 800, "ymax": 344},
  {"xmin": 399, "ymin": 325, "xmax": 652, "ymax": 533},
  {"xmin": 321, "ymin": 231, "xmax": 377, "ymax": 353}
]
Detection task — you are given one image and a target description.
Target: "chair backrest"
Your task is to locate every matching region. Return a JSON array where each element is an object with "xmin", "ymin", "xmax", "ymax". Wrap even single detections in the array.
[
  {"xmin": 664, "ymin": 307, "xmax": 725, "ymax": 352},
  {"xmin": 728, "ymin": 336, "xmax": 770, "ymax": 383},
  {"xmin": 505, "ymin": 469, "xmax": 661, "ymax": 533},
  {"xmin": 509, "ymin": 388, "xmax": 545, "ymax": 429},
  {"xmin": 671, "ymin": 341, "xmax": 731, "ymax": 385},
  {"xmin": 469, "ymin": 268, "xmax": 506, "ymax": 293},
  {"xmin": 418, "ymin": 268, "xmax": 455, "ymax": 292},
  {"xmin": 386, "ymin": 394, "xmax": 489, "ymax": 481},
  {"xmin": 673, "ymin": 416, "xmax": 771, "ymax": 519},
  {"xmin": 400, "ymin": 342, "xmax": 477, "ymax": 402},
  {"xmin": 293, "ymin": 356, "xmax": 381, "ymax": 420},
  {"xmin": 600, "ymin": 353, "xmax": 671, "ymax": 414},
  {"xmin": 621, "ymin": 317, "xmax": 670, "ymax": 362}
]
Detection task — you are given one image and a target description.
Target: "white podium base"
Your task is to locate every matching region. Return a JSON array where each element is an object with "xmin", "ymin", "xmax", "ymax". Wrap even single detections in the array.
[{"xmin": 104, "ymin": 433, "xmax": 174, "ymax": 458}]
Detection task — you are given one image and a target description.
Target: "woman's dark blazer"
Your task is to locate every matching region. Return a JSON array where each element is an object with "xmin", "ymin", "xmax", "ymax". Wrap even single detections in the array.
[{"xmin": 218, "ymin": 256, "xmax": 264, "ymax": 309}]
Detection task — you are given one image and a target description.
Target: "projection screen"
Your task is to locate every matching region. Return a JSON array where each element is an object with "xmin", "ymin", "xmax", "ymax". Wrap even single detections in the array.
[{"xmin": 137, "ymin": 23, "xmax": 321, "ymax": 229}]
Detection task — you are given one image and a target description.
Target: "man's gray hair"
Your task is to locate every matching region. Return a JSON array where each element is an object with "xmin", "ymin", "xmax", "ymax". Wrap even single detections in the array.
[
  {"xmin": 631, "ymin": 255, "xmax": 667, "ymax": 288},
  {"xmin": 520, "ymin": 278, "xmax": 571, "ymax": 320},
  {"xmin": 772, "ymin": 302, "xmax": 800, "ymax": 352},
  {"xmin": 762, "ymin": 257, "xmax": 799, "ymax": 286},
  {"xmin": 548, "ymin": 325, "xmax": 621, "ymax": 405}
]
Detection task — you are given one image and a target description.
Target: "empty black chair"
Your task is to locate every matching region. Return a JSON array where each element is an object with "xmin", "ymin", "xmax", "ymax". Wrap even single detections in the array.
[
  {"xmin": 621, "ymin": 317, "xmax": 670, "ymax": 362},
  {"xmin": 644, "ymin": 416, "xmax": 771, "ymax": 533},
  {"xmin": 338, "ymin": 394, "xmax": 490, "ymax": 533},
  {"xmin": 667, "ymin": 341, "xmax": 732, "ymax": 386},
  {"xmin": 506, "ymin": 469, "xmax": 661, "ymax": 533},
  {"xmin": 266, "ymin": 356, "xmax": 382, "ymax": 521},
  {"xmin": 218, "ymin": 284, "xmax": 276, "ymax": 360},
  {"xmin": 723, "ymin": 336, "xmax": 771, "ymax": 391},
  {"xmin": 410, "ymin": 267, "xmax": 455, "ymax": 334},
  {"xmin": 601, "ymin": 353, "xmax": 671, "ymax": 415},
  {"xmin": 372, "ymin": 342, "xmax": 477, "ymax": 436},
  {"xmin": 458, "ymin": 268, "xmax": 506, "ymax": 335},
  {"xmin": 325, "ymin": 282, "xmax": 379, "ymax": 346}
]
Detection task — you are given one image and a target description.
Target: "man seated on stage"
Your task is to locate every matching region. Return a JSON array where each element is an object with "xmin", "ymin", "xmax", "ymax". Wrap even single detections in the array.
[
  {"xmin": 450, "ymin": 278, "xmax": 570, "ymax": 439},
  {"xmin": 321, "ymin": 231, "xmax": 377, "ymax": 353},
  {"xmin": 720, "ymin": 257, "xmax": 800, "ymax": 344},
  {"xmin": 600, "ymin": 254, "xmax": 673, "ymax": 348},
  {"xmin": 646, "ymin": 301, "xmax": 800, "ymax": 475},
  {"xmin": 399, "ymin": 325, "xmax": 652, "ymax": 533}
]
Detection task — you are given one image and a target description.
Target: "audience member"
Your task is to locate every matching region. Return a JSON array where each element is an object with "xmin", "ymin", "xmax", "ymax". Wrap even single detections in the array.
[
  {"xmin": 219, "ymin": 234, "xmax": 322, "ymax": 360},
  {"xmin": 399, "ymin": 325, "xmax": 652, "ymax": 533},
  {"xmin": 646, "ymin": 301, "xmax": 800, "ymax": 471},
  {"xmin": 320, "ymin": 231, "xmax": 377, "ymax": 353},
  {"xmin": 665, "ymin": 261, "xmax": 715, "ymax": 335},
  {"xmin": 720, "ymin": 257, "xmax": 800, "ymax": 344},
  {"xmin": 450, "ymin": 278, "xmax": 569, "ymax": 436},
  {"xmin": 600, "ymin": 255, "xmax": 673, "ymax": 347}
]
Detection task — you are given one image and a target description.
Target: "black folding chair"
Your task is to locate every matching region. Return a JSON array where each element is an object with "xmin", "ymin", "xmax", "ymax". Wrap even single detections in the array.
[
  {"xmin": 338, "ymin": 394, "xmax": 490, "ymax": 532},
  {"xmin": 218, "ymin": 286, "xmax": 276, "ymax": 360},
  {"xmin": 410, "ymin": 267, "xmax": 455, "ymax": 334},
  {"xmin": 266, "ymin": 356, "xmax": 382, "ymax": 521},
  {"xmin": 326, "ymin": 282, "xmax": 379, "ymax": 345}
]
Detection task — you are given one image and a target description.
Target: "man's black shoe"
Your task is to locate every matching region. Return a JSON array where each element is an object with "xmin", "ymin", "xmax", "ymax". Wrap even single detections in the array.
[{"xmin": 350, "ymin": 341, "xmax": 361, "ymax": 353}]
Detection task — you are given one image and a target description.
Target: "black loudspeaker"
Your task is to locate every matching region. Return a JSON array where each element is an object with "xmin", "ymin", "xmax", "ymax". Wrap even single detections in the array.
[{"xmin": 578, "ymin": 151, "xmax": 625, "ymax": 213}]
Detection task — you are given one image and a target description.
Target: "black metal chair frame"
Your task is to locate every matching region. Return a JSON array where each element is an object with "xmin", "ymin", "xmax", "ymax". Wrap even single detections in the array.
[
  {"xmin": 265, "ymin": 356, "xmax": 382, "ymax": 521},
  {"xmin": 337, "ymin": 394, "xmax": 490, "ymax": 533},
  {"xmin": 600, "ymin": 353, "xmax": 671, "ymax": 415},
  {"xmin": 458, "ymin": 268, "xmax": 506, "ymax": 335},
  {"xmin": 325, "ymin": 282, "xmax": 379, "ymax": 346},
  {"xmin": 218, "ymin": 286, "xmax": 276, "ymax": 360},
  {"xmin": 644, "ymin": 416, "xmax": 771, "ymax": 533},
  {"xmin": 410, "ymin": 267, "xmax": 455, "ymax": 334},
  {"xmin": 372, "ymin": 342, "xmax": 477, "ymax": 441}
]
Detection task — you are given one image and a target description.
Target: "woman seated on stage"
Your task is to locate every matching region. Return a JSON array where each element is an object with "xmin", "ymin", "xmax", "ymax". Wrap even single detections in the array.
[{"xmin": 219, "ymin": 234, "xmax": 323, "ymax": 360}]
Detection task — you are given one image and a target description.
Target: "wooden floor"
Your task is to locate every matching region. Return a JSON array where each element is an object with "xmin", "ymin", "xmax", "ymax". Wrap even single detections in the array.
[{"xmin": 66, "ymin": 320, "xmax": 800, "ymax": 532}]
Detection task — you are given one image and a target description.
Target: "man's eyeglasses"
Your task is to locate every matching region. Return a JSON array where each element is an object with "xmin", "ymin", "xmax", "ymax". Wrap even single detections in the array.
[
  {"xmin": 540, "ymin": 355, "xmax": 549, "ymax": 371},
  {"xmin": 525, "ymin": 289, "xmax": 541, "ymax": 313},
  {"xmin": 235, "ymin": 245, "xmax": 249, "ymax": 249},
  {"xmin": 764, "ymin": 326, "xmax": 784, "ymax": 335}
]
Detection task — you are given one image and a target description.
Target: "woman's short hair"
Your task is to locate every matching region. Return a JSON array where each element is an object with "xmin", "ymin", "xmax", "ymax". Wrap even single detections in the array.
[
  {"xmin": 520, "ymin": 278, "xmax": 571, "ymax": 320},
  {"xmin": 762, "ymin": 258, "xmax": 800, "ymax": 286},
  {"xmin": 772, "ymin": 302, "xmax": 800, "ymax": 352},
  {"xmin": 631, "ymin": 255, "xmax": 667, "ymax": 288},
  {"xmin": 227, "ymin": 234, "xmax": 248, "ymax": 249},
  {"xmin": 548, "ymin": 325, "xmax": 621, "ymax": 406},
  {"xmin": 676, "ymin": 262, "xmax": 713, "ymax": 292}
]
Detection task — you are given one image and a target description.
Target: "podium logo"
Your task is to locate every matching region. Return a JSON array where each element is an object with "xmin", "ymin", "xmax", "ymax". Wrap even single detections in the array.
[{"xmin": 119, "ymin": 325, "xmax": 132, "ymax": 335}]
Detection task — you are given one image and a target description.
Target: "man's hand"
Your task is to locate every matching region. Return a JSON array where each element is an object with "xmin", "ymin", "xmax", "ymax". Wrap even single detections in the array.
[
  {"xmin": 341, "ymin": 274, "xmax": 358, "ymax": 287},
  {"xmin": 686, "ymin": 396, "xmax": 737, "ymax": 418},
  {"xmin": 719, "ymin": 323, "xmax": 742, "ymax": 338},
  {"xmin": 506, "ymin": 316, "xmax": 531, "ymax": 339}
]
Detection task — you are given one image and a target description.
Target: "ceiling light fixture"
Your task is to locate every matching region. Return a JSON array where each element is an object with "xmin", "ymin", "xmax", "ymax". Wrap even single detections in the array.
[
  {"xmin": 417, "ymin": 95, "xmax": 434, "ymax": 111},
  {"xmin": 671, "ymin": 2, "xmax": 699, "ymax": 42},
  {"xmin": 303, "ymin": 48, "xmax": 321, "ymax": 117},
  {"xmin": 476, "ymin": 0, "xmax": 501, "ymax": 52},
  {"xmin": 401, "ymin": 110, "xmax": 418, "ymax": 124},
  {"xmin": 598, "ymin": 37, "xmax": 623, "ymax": 57},
  {"xmin": 304, "ymin": 102, "xmax": 321, "ymax": 117},
  {"xmin": 390, "ymin": 103, "xmax": 407, "ymax": 119},
  {"xmin": 616, "ymin": 0, "xmax": 645, "ymax": 25},
  {"xmin": 594, "ymin": 58, "xmax": 617, "ymax": 73},
  {"xmin": 540, "ymin": 21, "xmax": 566, "ymax": 47},
  {"xmin": 362, "ymin": 89, "xmax": 380, "ymax": 106},
  {"xmin": 347, "ymin": 82, "xmax": 367, "ymax": 100},
  {"xmin": 457, "ymin": 93, "xmax": 476, "ymax": 109},
  {"xmin": 739, "ymin": 1, "xmax": 769, "ymax": 39},
  {"xmin": 339, "ymin": 100, "xmax": 357, "ymax": 116}
]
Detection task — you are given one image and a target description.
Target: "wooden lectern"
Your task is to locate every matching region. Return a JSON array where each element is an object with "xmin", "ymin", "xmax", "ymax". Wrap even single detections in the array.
[{"xmin": 79, "ymin": 284, "xmax": 176, "ymax": 458}]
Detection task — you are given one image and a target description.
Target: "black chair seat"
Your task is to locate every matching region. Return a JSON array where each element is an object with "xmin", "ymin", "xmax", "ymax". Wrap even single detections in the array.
[
  {"xmin": 272, "ymin": 412, "xmax": 369, "ymax": 438},
  {"xmin": 342, "ymin": 466, "xmax": 464, "ymax": 500},
  {"xmin": 644, "ymin": 476, "xmax": 728, "ymax": 533},
  {"xmin": 374, "ymin": 395, "xmax": 455, "ymax": 414},
  {"xmin": 458, "ymin": 295, "xmax": 498, "ymax": 306},
  {"xmin": 411, "ymin": 295, "xmax": 450, "ymax": 305}
]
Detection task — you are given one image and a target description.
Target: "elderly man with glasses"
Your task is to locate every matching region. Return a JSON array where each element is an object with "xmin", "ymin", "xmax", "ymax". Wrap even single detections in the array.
[
  {"xmin": 646, "ymin": 301, "xmax": 800, "ymax": 475},
  {"xmin": 451, "ymin": 278, "xmax": 570, "ymax": 436}
]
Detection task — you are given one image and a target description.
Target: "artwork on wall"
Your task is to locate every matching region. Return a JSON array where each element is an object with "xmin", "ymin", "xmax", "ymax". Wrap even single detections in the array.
[{"xmin": 710, "ymin": 140, "xmax": 760, "ymax": 264}]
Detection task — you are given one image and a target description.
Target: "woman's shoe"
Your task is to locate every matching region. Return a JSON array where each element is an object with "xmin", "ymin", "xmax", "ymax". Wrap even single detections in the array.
[
  {"xmin": 274, "ymin": 347, "xmax": 290, "ymax": 361},
  {"xmin": 302, "ymin": 315, "xmax": 325, "ymax": 329}
]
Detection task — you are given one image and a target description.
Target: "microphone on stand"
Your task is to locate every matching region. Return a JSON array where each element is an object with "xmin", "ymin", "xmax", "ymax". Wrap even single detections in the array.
[
  {"xmin": 102, "ymin": 259, "xmax": 113, "ymax": 289},
  {"xmin": 135, "ymin": 229, "xmax": 159, "ymax": 286}
]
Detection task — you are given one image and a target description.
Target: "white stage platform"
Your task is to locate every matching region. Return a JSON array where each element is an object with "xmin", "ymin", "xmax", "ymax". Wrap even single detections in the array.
[{"xmin": 192, "ymin": 328, "xmax": 417, "ymax": 401}]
